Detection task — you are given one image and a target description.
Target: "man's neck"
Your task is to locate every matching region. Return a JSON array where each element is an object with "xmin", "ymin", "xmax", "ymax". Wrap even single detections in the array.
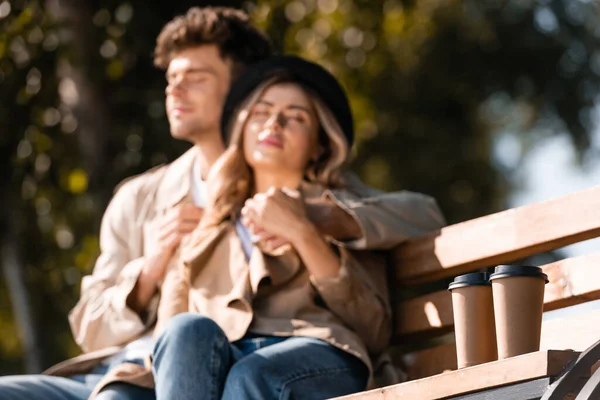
[{"xmin": 193, "ymin": 135, "xmax": 225, "ymax": 179}]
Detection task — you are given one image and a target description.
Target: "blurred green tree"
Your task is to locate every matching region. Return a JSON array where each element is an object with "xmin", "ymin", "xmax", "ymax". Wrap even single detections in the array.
[
  {"xmin": 0, "ymin": 0, "xmax": 598, "ymax": 374},
  {"xmin": 253, "ymin": 0, "xmax": 600, "ymax": 222}
]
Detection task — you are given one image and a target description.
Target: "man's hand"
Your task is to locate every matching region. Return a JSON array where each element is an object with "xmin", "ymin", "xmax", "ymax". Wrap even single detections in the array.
[
  {"xmin": 156, "ymin": 203, "xmax": 205, "ymax": 254},
  {"xmin": 144, "ymin": 203, "xmax": 204, "ymax": 281},
  {"xmin": 127, "ymin": 203, "xmax": 203, "ymax": 315}
]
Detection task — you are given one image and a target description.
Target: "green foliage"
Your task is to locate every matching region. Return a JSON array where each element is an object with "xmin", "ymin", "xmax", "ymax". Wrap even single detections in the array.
[
  {"xmin": 252, "ymin": 0, "xmax": 600, "ymax": 222},
  {"xmin": 1, "ymin": 0, "xmax": 74, "ymax": 373},
  {"xmin": 0, "ymin": 0, "xmax": 197, "ymax": 372},
  {"xmin": 0, "ymin": 0, "xmax": 599, "ymax": 373}
]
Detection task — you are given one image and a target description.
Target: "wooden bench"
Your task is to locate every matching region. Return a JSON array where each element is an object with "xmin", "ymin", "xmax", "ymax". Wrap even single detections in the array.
[{"xmin": 337, "ymin": 184, "xmax": 600, "ymax": 399}]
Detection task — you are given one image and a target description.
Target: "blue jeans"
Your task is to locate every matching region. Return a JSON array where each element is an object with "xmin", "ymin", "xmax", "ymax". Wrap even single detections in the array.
[
  {"xmin": 153, "ymin": 312, "xmax": 369, "ymax": 400},
  {"xmin": 0, "ymin": 359, "xmax": 155, "ymax": 400}
]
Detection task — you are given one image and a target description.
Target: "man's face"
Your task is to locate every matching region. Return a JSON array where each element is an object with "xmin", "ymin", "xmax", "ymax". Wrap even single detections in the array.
[{"xmin": 165, "ymin": 45, "xmax": 232, "ymax": 144}]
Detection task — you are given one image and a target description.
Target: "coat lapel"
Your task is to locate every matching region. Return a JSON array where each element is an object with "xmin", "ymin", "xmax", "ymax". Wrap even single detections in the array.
[
  {"xmin": 183, "ymin": 223, "xmax": 230, "ymax": 281},
  {"xmin": 227, "ymin": 229, "xmax": 254, "ymax": 304},
  {"xmin": 154, "ymin": 147, "xmax": 198, "ymax": 213},
  {"xmin": 263, "ymin": 249, "xmax": 302, "ymax": 287},
  {"xmin": 184, "ymin": 182, "xmax": 327, "ymax": 309},
  {"xmin": 185, "ymin": 223, "xmax": 253, "ymax": 306},
  {"xmin": 248, "ymin": 247, "xmax": 270, "ymax": 294},
  {"xmin": 247, "ymin": 182, "xmax": 326, "ymax": 291},
  {"xmin": 247, "ymin": 244, "xmax": 303, "ymax": 290}
]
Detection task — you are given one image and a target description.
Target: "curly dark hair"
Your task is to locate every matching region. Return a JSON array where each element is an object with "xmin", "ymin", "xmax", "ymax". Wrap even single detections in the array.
[{"xmin": 154, "ymin": 7, "xmax": 272, "ymax": 78}]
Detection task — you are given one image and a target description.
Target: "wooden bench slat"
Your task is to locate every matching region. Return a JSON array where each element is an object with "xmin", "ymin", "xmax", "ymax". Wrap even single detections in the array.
[
  {"xmin": 396, "ymin": 290, "xmax": 453, "ymax": 339},
  {"xmin": 543, "ymin": 253, "xmax": 600, "ymax": 311},
  {"xmin": 400, "ymin": 342, "xmax": 457, "ymax": 381},
  {"xmin": 399, "ymin": 307, "xmax": 600, "ymax": 381},
  {"xmin": 394, "ymin": 253, "xmax": 600, "ymax": 339},
  {"xmin": 393, "ymin": 185, "xmax": 600, "ymax": 284},
  {"xmin": 540, "ymin": 308, "xmax": 600, "ymax": 352},
  {"xmin": 335, "ymin": 350, "xmax": 578, "ymax": 400}
]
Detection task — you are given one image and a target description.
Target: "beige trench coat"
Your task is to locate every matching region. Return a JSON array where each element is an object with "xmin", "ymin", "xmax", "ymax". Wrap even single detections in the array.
[
  {"xmin": 88, "ymin": 212, "xmax": 393, "ymax": 395},
  {"xmin": 44, "ymin": 146, "xmax": 445, "ymax": 393}
]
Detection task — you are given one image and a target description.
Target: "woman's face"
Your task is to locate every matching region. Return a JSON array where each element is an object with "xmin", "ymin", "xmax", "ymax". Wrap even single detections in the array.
[{"xmin": 243, "ymin": 82, "xmax": 320, "ymax": 175}]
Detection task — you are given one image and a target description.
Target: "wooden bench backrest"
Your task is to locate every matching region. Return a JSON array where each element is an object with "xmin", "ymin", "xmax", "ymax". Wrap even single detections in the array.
[{"xmin": 392, "ymin": 185, "xmax": 600, "ymax": 380}]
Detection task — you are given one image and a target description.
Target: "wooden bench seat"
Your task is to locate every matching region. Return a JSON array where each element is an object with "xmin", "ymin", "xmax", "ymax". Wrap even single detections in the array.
[
  {"xmin": 337, "ymin": 350, "xmax": 580, "ymax": 400},
  {"xmin": 343, "ymin": 184, "xmax": 600, "ymax": 398}
]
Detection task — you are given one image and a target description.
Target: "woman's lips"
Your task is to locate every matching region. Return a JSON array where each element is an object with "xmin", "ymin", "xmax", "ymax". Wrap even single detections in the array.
[{"xmin": 257, "ymin": 133, "xmax": 284, "ymax": 149}]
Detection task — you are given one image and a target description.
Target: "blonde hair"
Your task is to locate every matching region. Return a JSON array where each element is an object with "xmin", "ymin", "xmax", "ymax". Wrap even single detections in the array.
[{"xmin": 201, "ymin": 77, "xmax": 349, "ymax": 228}]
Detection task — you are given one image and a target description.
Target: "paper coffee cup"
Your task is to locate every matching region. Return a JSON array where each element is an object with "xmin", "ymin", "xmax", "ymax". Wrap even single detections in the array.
[
  {"xmin": 448, "ymin": 272, "xmax": 497, "ymax": 368},
  {"xmin": 489, "ymin": 265, "xmax": 548, "ymax": 359}
]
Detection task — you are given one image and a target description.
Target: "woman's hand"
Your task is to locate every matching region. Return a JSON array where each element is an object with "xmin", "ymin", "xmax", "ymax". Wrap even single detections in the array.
[
  {"xmin": 241, "ymin": 187, "xmax": 312, "ymax": 246},
  {"xmin": 243, "ymin": 187, "xmax": 342, "ymax": 278}
]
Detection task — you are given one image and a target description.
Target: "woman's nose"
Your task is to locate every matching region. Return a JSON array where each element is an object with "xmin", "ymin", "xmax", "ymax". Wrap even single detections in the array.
[{"xmin": 265, "ymin": 112, "xmax": 285, "ymax": 130}]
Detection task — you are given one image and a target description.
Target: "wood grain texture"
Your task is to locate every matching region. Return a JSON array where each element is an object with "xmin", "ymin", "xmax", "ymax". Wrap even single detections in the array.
[
  {"xmin": 393, "ymin": 185, "xmax": 600, "ymax": 284},
  {"xmin": 394, "ymin": 253, "xmax": 600, "ymax": 338},
  {"xmin": 540, "ymin": 308, "xmax": 600, "ymax": 352},
  {"xmin": 396, "ymin": 307, "xmax": 600, "ymax": 381},
  {"xmin": 334, "ymin": 350, "xmax": 578, "ymax": 400}
]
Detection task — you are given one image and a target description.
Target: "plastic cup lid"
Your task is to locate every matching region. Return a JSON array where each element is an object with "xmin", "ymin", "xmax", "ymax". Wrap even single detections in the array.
[
  {"xmin": 448, "ymin": 272, "xmax": 491, "ymax": 291},
  {"xmin": 489, "ymin": 265, "xmax": 549, "ymax": 283}
]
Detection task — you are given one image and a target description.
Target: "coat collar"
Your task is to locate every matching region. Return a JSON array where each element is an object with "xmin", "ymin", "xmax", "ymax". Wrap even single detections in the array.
[
  {"xmin": 181, "ymin": 180, "xmax": 329, "ymax": 295},
  {"xmin": 184, "ymin": 221, "xmax": 304, "ymax": 296},
  {"xmin": 154, "ymin": 154, "xmax": 327, "ymax": 215},
  {"xmin": 155, "ymin": 146, "xmax": 198, "ymax": 213}
]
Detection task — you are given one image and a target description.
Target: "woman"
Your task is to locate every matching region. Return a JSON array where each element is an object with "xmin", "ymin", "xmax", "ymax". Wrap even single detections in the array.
[{"xmin": 94, "ymin": 56, "xmax": 392, "ymax": 400}]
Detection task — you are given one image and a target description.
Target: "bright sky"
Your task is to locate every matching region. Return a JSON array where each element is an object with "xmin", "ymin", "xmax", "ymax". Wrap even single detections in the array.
[
  {"xmin": 494, "ymin": 124, "xmax": 600, "ymax": 318},
  {"xmin": 507, "ymin": 132, "xmax": 600, "ymax": 257}
]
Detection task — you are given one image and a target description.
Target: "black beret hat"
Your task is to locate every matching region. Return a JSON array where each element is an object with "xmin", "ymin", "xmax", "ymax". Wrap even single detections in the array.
[{"xmin": 221, "ymin": 55, "xmax": 354, "ymax": 148}]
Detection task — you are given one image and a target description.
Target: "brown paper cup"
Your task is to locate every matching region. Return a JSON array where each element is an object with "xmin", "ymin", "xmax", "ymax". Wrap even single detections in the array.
[
  {"xmin": 449, "ymin": 273, "xmax": 497, "ymax": 368},
  {"xmin": 490, "ymin": 265, "xmax": 548, "ymax": 359}
]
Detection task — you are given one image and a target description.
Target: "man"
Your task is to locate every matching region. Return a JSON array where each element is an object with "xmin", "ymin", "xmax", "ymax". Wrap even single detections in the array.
[{"xmin": 0, "ymin": 6, "xmax": 444, "ymax": 400}]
